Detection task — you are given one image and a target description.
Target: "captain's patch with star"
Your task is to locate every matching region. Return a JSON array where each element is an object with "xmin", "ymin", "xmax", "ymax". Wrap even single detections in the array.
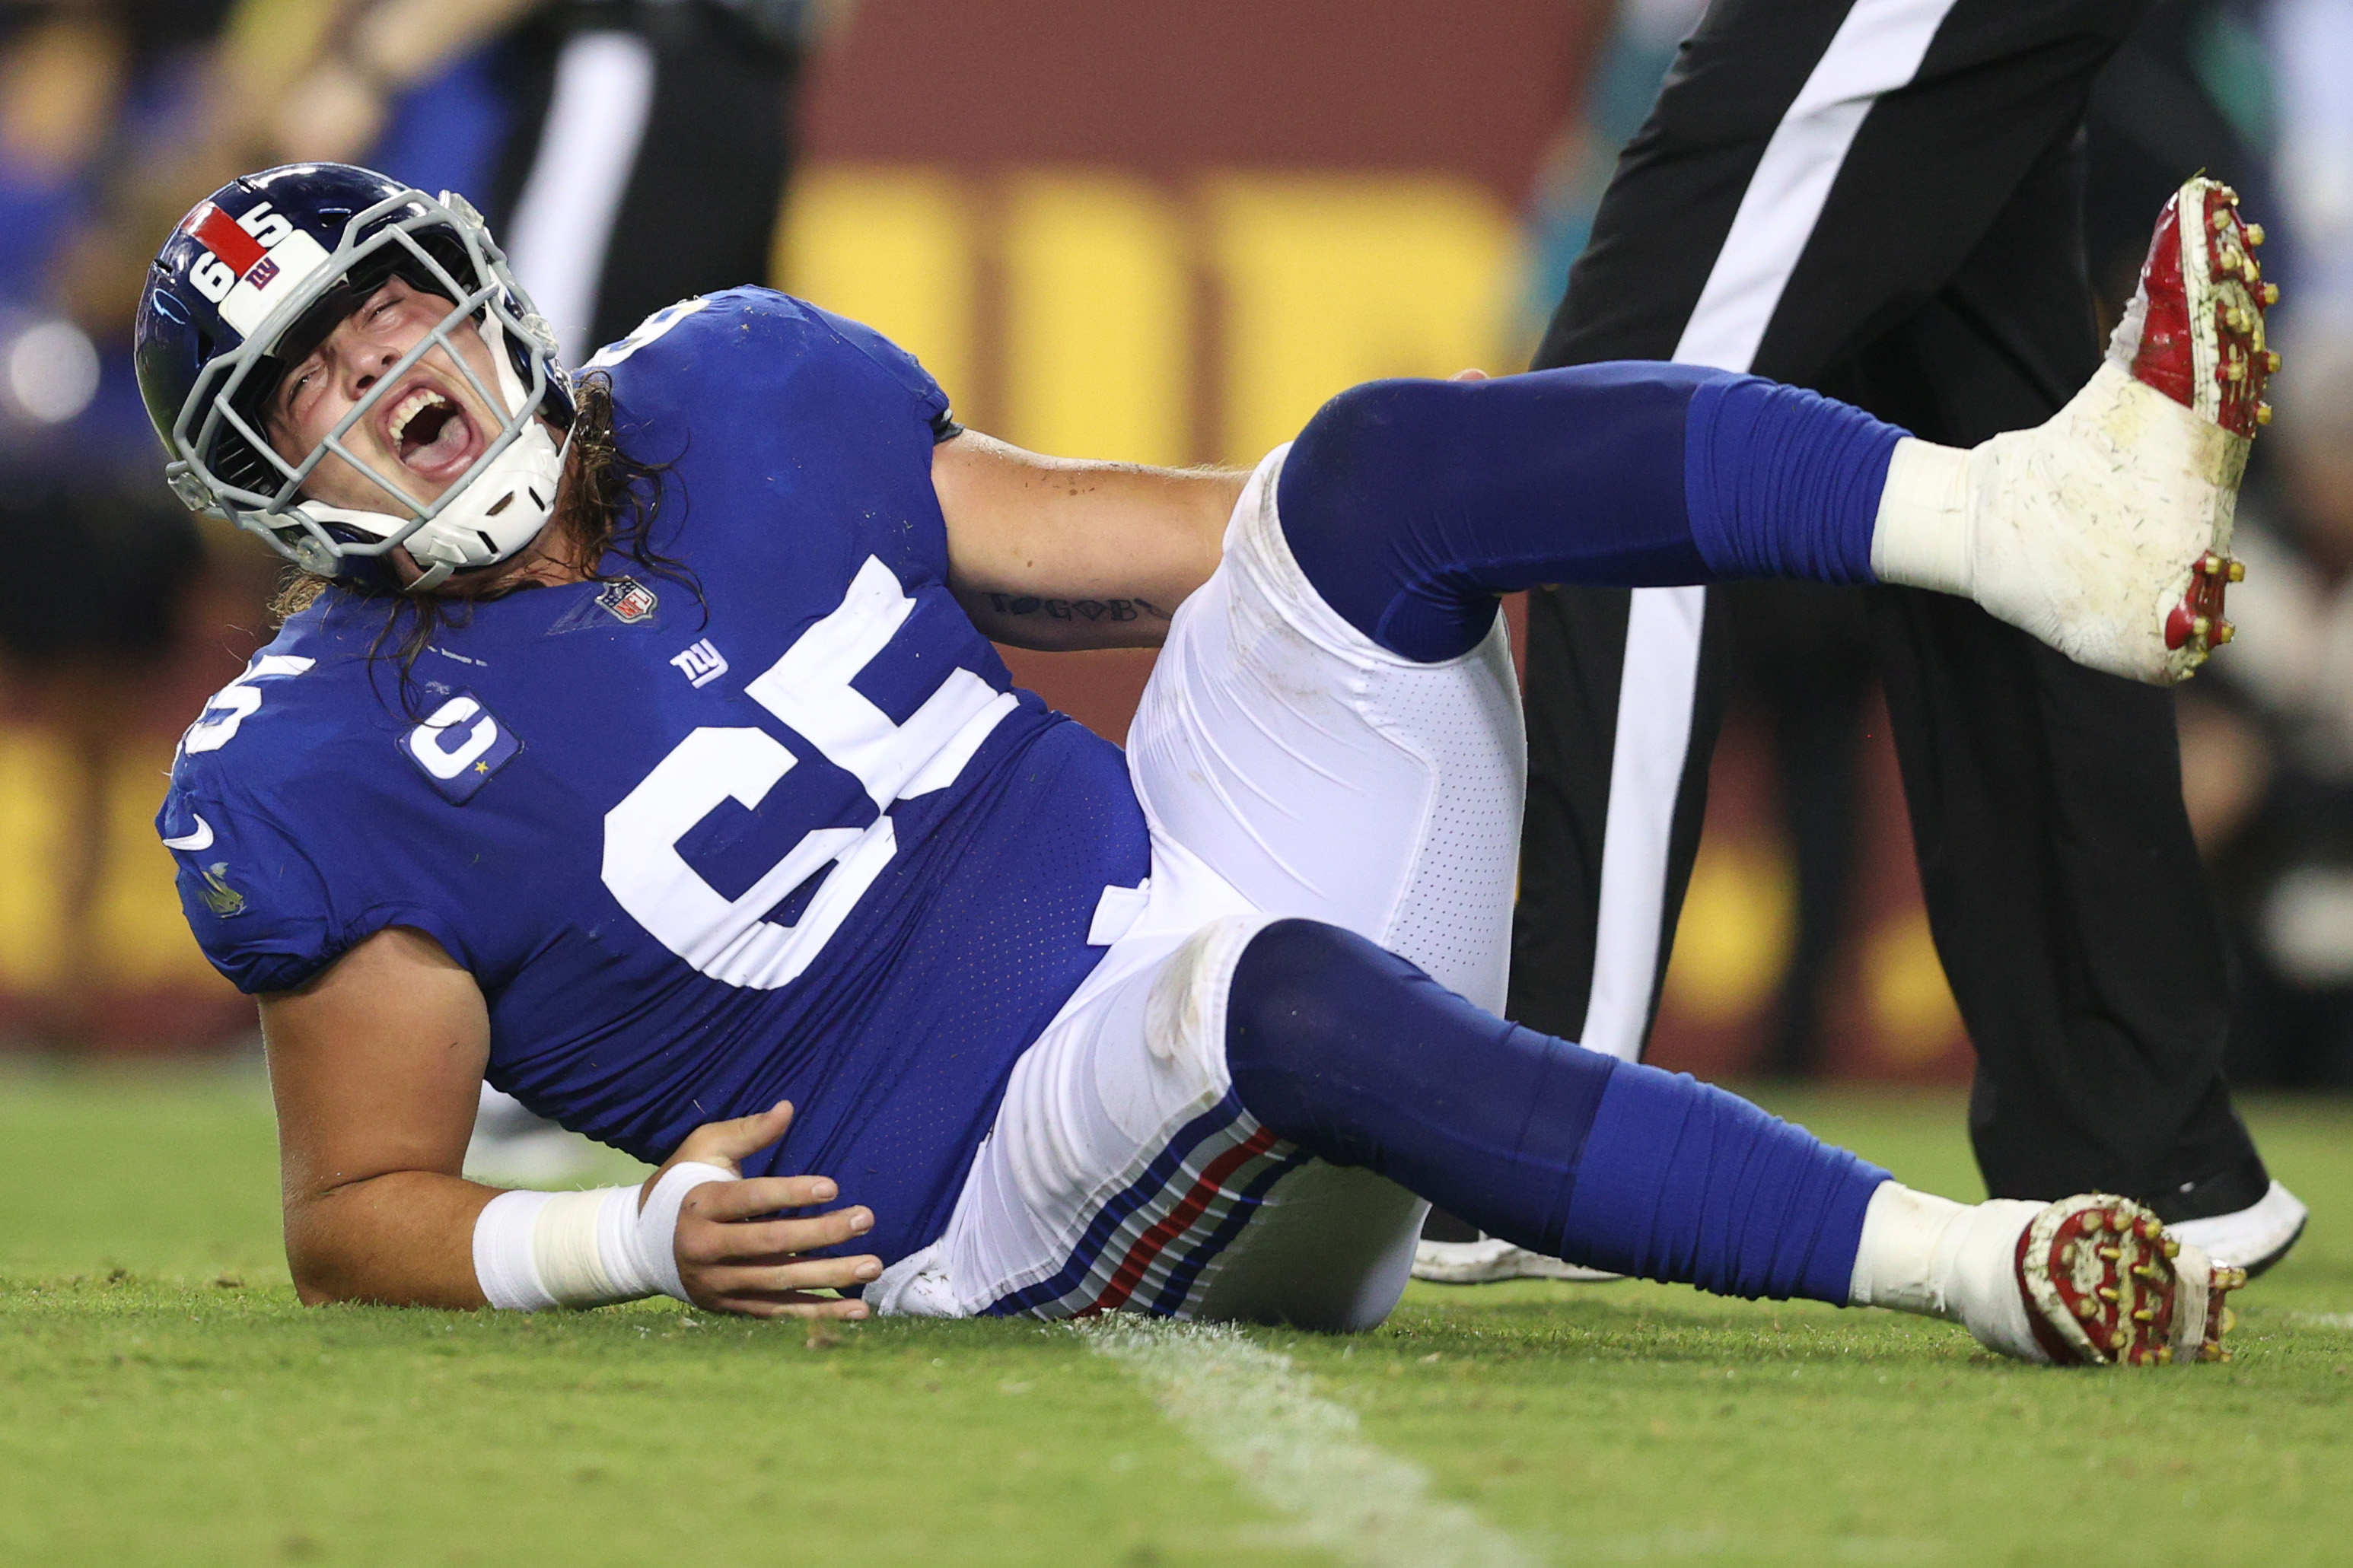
[{"xmin": 400, "ymin": 693, "xmax": 521, "ymax": 804}]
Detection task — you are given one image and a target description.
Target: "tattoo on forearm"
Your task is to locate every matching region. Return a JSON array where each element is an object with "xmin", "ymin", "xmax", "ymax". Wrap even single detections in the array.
[{"xmin": 985, "ymin": 593, "xmax": 1170, "ymax": 624}]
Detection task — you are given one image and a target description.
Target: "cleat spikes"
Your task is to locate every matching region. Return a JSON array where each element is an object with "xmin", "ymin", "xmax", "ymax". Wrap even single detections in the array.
[
  {"xmin": 2214, "ymin": 621, "xmax": 2234, "ymax": 645},
  {"xmin": 2260, "ymin": 281, "xmax": 2281, "ymax": 307},
  {"xmin": 2246, "ymin": 222, "xmax": 2265, "ymax": 246},
  {"xmin": 2257, "ymin": 402, "xmax": 2273, "ymax": 426},
  {"xmin": 2265, "ymin": 350, "xmax": 2282, "ymax": 374},
  {"xmin": 2227, "ymin": 558, "xmax": 2246, "ymax": 582},
  {"xmin": 2011, "ymin": 1194, "xmax": 2238, "ymax": 1369}
]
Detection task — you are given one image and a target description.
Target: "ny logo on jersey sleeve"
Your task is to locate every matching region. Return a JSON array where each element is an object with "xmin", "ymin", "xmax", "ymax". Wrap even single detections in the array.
[{"xmin": 602, "ymin": 556, "xmax": 1016, "ymax": 990}]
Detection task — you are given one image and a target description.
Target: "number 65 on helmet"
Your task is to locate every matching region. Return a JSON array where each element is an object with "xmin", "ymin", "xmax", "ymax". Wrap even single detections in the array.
[{"xmin": 134, "ymin": 162, "xmax": 572, "ymax": 591}]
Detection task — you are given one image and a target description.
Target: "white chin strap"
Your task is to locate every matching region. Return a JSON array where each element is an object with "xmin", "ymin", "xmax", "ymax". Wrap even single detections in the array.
[{"xmin": 301, "ymin": 315, "xmax": 567, "ymax": 592}]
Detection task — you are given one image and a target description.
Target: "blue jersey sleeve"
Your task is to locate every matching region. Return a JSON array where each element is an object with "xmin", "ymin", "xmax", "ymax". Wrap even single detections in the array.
[
  {"xmin": 158, "ymin": 635, "xmax": 488, "ymax": 997},
  {"xmin": 584, "ymin": 286, "xmax": 963, "ymax": 601},
  {"xmin": 586, "ymin": 287, "xmax": 952, "ymax": 440},
  {"xmin": 802, "ymin": 300, "xmax": 954, "ymax": 428},
  {"xmin": 159, "ymin": 784, "xmax": 341, "ymax": 994},
  {"xmin": 161, "ymin": 770, "xmax": 489, "ymax": 996}
]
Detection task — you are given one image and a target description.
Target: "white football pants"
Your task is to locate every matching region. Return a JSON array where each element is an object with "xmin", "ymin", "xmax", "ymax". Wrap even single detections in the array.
[{"xmin": 870, "ymin": 444, "xmax": 1526, "ymax": 1330}]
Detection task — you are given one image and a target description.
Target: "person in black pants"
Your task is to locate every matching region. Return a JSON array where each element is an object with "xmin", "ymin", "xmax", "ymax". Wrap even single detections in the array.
[{"xmin": 1422, "ymin": 0, "xmax": 2307, "ymax": 1284}]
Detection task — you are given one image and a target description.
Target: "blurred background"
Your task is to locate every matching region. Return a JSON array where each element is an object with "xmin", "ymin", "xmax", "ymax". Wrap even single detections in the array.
[{"xmin": 0, "ymin": 0, "xmax": 2345, "ymax": 1090}]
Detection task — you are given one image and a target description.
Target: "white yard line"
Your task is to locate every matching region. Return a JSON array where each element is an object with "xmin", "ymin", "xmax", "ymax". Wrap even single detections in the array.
[
  {"xmin": 2288, "ymin": 1311, "xmax": 2353, "ymax": 1331},
  {"xmin": 1083, "ymin": 1317, "xmax": 1534, "ymax": 1568}
]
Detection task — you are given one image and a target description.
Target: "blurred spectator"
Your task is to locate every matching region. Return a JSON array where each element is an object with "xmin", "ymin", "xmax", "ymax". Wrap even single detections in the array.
[
  {"xmin": 266, "ymin": 0, "xmax": 845, "ymax": 366},
  {"xmin": 0, "ymin": 1, "xmax": 237, "ymax": 1043}
]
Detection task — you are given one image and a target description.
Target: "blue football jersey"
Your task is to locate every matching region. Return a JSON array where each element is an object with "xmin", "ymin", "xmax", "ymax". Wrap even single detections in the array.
[{"xmin": 159, "ymin": 289, "xmax": 1151, "ymax": 1263}]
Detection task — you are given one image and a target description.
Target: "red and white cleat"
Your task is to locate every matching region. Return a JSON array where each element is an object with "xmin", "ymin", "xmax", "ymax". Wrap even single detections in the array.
[
  {"xmin": 2109, "ymin": 178, "xmax": 2273, "ymax": 666},
  {"xmin": 2014, "ymin": 1194, "xmax": 2246, "ymax": 1366},
  {"xmin": 1872, "ymin": 177, "xmax": 2275, "ymax": 685},
  {"xmin": 2114, "ymin": 180, "xmax": 2277, "ymax": 441}
]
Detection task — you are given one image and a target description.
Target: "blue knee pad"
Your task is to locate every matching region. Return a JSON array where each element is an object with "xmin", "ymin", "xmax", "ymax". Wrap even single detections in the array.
[
  {"xmin": 1224, "ymin": 919, "xmax": 1886, "ymax": 1302},
  {"xmin": 1275, "ymin": 367, "xmax": 1906, "ymax": 662}
]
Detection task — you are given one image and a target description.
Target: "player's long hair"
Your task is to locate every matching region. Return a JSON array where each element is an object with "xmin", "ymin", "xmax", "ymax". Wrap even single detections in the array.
[{"xmin": 268, "ymin": 371, "xmax": 700, "ymax": 712}]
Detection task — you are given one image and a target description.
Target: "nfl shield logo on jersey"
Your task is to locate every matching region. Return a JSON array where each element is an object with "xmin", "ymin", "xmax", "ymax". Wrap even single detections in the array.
[
  {"xmin": 597, "ymin": 577, "xmax": 659, "ymax": 625},
  {"xmin": 401, "ymin": 693, "xmax": 521, "ymax": 804}
]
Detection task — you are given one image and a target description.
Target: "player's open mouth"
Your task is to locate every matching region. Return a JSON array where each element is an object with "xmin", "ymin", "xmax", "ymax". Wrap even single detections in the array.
[{"xmin": 381, "ymin": 380, "xmax": 482, "ymax": 482}]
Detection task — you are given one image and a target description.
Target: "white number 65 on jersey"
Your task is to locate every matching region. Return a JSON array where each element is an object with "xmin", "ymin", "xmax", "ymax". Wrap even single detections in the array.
[{"xmin": 600, "ymin": 557, "xmax": 1014, "ymax": 990}]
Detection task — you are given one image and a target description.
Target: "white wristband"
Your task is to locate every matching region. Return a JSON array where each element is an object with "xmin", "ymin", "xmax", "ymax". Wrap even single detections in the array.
[
  {"xmin": 474, "ymin": 1188, "xmax": 561, "ymax": 1311},
  {"xmin": 635, "ymin": 1161, "xmax": 734, "ymax": 1302},
  {"xmin": 471, "ymin": 1161, "xmax": 729, "ymax": 1310}
]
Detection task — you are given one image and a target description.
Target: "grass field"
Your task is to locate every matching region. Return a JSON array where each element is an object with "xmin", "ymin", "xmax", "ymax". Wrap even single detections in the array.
[{"xmin": 5, "ymin": 1062, "xmax": 2351, "ymax": 1566}]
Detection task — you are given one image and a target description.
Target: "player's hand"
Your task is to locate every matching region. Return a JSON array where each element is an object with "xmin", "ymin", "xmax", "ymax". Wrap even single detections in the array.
[
  {"xmin": 1450, "ymin": 367, "xmax": 1491, "ymax": 381},
  {"xmin": 648, "ymin": 1102, "xmax": 881, "ymax": 1321}
]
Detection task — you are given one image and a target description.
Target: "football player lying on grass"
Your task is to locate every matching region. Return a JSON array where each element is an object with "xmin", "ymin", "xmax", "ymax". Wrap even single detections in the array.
[{"xmin": 138, "ymin": 164, "xmax": 2269, "ymax": 1366}]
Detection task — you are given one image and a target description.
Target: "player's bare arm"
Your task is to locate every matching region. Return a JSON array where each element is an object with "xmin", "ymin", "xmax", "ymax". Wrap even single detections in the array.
[
  {"xmin": 263, "ymin": 927, "xmax": 501, "ymax": 1308},
  {"xmin": 931, "ymin": 429, "xmax": 1241, "ymax": 650},
  {"xmin": 931, "ymin": 374, "xmax": 1488, "ymax": 652},
  {"xmin": 264, "ymin": 927, "xmax": 880, "ymax": 1316}
]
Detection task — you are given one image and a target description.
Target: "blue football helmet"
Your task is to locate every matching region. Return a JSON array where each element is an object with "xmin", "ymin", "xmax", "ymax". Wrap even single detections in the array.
[{"xmin": 135, "ymin": 164, "xmax": 573, "ymax": 590}]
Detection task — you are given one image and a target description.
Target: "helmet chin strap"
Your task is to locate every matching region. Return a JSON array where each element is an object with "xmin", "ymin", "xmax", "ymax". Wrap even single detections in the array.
[{"xmin": 298, "ymin": 312, "xmax": 569, "ymax": 593}]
